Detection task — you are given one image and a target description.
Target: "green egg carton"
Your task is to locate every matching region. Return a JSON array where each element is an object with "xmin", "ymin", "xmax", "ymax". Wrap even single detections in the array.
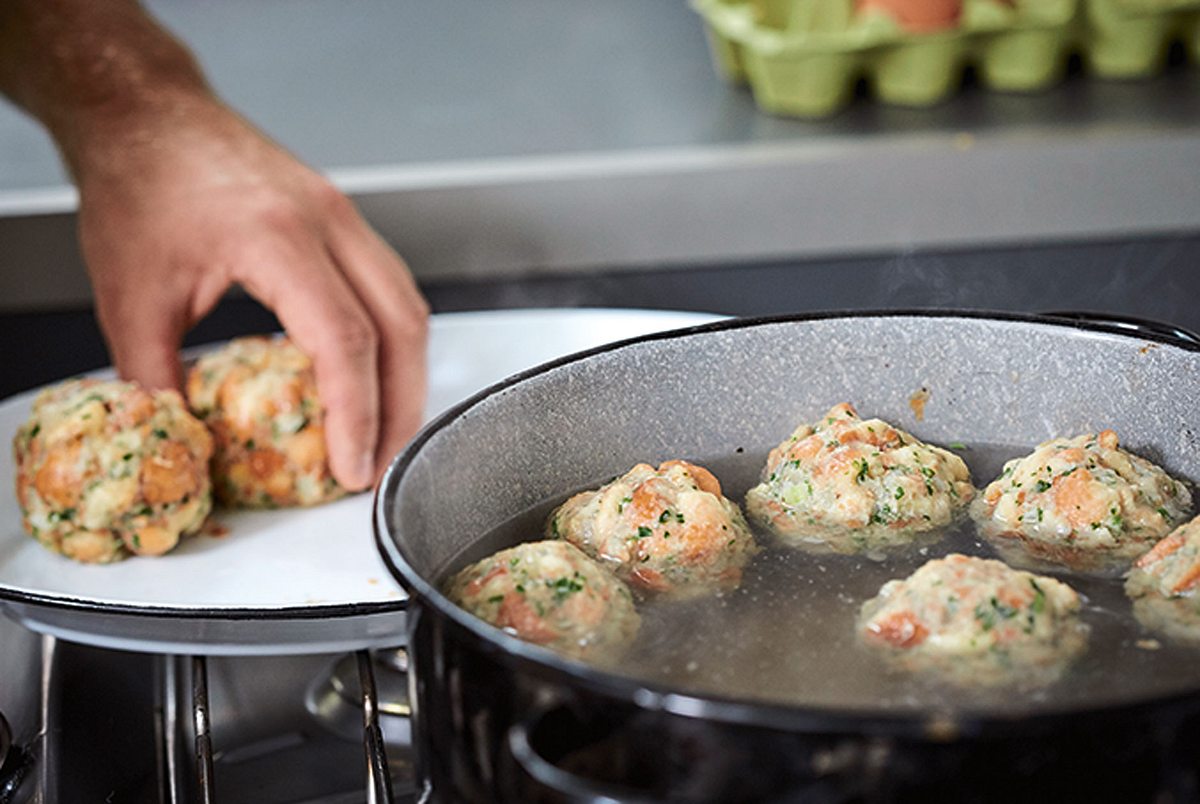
[
  {"xmin": 1083, "ymin": 0, "xmax": 1200, "ymax": 78},
  {"xmin": 692, "ymin": 0, "xmax": 1079, "ymax": 117}
]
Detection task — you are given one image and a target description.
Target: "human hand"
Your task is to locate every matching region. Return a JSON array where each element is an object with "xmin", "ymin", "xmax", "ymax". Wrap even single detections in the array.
[{"xmin": 73, "ymin": 93, "xmax": 428, "ymax": 491}]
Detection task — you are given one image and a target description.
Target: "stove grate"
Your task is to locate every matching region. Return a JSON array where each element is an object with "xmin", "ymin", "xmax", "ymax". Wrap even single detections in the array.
[{"xmin": 187, "ymin": 650, "xmax": 399, "ymax": 804}]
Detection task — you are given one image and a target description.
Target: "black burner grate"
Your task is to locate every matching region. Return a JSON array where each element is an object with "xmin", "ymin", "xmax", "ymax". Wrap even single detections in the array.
[{"xmin": 187, "ymin": 650, "xmax": 405, "ymax": 804}]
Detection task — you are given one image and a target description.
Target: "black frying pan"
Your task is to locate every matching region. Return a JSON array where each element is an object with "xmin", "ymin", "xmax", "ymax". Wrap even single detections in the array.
[{"xmin": 376, "ymin": 312, "xmax": 1200, "ymax": 803}]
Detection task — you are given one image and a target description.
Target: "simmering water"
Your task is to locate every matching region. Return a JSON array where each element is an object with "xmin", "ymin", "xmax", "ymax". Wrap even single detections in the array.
[{"xmin": 442, "ymin": 443, "xmax": 1200, "ymax": 716}]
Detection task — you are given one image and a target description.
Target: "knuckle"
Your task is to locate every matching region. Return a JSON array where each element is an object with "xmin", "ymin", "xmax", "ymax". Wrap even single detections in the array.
[
  {"xmin": 233, "ymin": 184, "xmax": 312, "ymax": 238},
  {"xmin": 315, "ymin": 181, "xmax": 356, "ymax": 219},
  {"xmin": 255, "ymin": 196, "xmax": 309, "ymax": 236},
  {"xmin": 412, "ymin": 292, "xmax": 432, "ymax": 320},
  {"xmin": 329, "ymin": 314, "xmax": 379, "ymax": 359},
  {"xmin": 371, "ymin": 283, "xmax": 430, "ymax": 342},
  {"xmin": 385, "ymin": 301, "xmax": 430, "ymax": 344}
]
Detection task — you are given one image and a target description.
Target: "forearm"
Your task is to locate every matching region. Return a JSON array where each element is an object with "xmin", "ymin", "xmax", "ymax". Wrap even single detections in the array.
[{"xmin": 0, "ymin": 0, "xmax": 215, "ymax": 183}]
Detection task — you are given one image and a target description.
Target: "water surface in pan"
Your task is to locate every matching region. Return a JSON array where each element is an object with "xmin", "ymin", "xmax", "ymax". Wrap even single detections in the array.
[{"xmin": 444, "ymin": 443, "xmax": 1200, "ymax": 716}]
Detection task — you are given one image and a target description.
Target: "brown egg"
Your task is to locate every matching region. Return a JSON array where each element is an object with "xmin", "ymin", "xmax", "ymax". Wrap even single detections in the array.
[{"xmin": 856, "ymin": 0, "xmax": 963, "ymax": 32}]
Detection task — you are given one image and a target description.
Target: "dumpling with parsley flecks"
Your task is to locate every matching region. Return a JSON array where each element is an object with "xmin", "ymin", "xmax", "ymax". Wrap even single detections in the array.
[
  {"xmin": 1126, "ymin": 514, "xmax": 1200, "ymax": 645},
  {"xmin": 546, "ymin": 460, "xmax": 757, "ymax": 600},
  {"xmin": 972, "ymin": 430, "xmax": 1191, "ymax": 576},
  {"xmin": 858, "ymin": 554, "xmax": 1088, "ymax": 688},
  {"xmin": 186, "ymin": 335, "xmax": 342, "ymax": 508},
  {"xmin": 745, "ymin": 403, "xmax": 973, "ymax": 556},
  {"xmin": 13, "ymin": 378, "xmax": 213, "ymax": 563},
  {"xmin": 445, "ymin": 540, "xmax": 640, "ymax": 663}
]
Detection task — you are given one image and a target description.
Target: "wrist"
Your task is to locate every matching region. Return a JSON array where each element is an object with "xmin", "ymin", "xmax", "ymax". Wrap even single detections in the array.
[
  {"xmin": 60, "ymin": 80, "xmax": 227, "ymax": 190},
  {"xmin": 51, "ymin": 54, "xmax": 222, "ymax": 183}
]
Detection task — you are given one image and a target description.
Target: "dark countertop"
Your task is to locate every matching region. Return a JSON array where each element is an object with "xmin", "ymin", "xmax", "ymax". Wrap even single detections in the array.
[{"xmin": 4, "ymin": 233, "xmax": 1199, "ymax": 399}]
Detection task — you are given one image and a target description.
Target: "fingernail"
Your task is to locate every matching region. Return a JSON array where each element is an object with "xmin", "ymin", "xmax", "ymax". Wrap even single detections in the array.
[{"xmin": 353, "ymin": 452, "xmax": 376, "ymax": 490}]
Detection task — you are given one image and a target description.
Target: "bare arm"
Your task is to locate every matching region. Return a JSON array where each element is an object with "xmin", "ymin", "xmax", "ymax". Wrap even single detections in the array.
[{"xmin": 0, "ymin": 0, "xmax": 429, "ymax": 490}]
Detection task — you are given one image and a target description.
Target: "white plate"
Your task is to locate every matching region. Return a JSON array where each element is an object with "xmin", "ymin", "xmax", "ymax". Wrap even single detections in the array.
[{"xmin": 0, "ymin": 308, "xmax": 722, "ymax": 654}]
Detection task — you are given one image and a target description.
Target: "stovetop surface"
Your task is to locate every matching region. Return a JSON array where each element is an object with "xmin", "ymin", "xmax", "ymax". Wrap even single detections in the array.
[{"xmin": 0, "ymin": 620, "xmax": 418, "ymax": 803}]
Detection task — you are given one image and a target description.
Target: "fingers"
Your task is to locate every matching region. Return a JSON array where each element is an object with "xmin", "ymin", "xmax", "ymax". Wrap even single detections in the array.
[
  {"xmin": 103, "ymin": 309, "xmax": 186, "ymax": 392},
  {"xmin": 236, "ymin": 230, "xmax": 381, "ymax": 491},
  {"xmin": 89, "ymin": 262, "xmax": 190, "ymax": 393},
  {"xmin": 323, "ymin": 194, "xmax": 429, "ymax": 474}
]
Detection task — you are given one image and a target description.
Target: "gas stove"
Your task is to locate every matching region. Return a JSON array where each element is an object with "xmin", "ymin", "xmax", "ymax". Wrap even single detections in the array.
[{"xmin": 0, "ymin": 612, "xmax": 417, "ymax": 803}]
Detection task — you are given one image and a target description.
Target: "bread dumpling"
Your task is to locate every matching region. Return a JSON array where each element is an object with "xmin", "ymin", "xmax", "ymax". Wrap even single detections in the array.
[
  {"xmin": 746, "ymin": 403, "xmax": 973, "ymax": 555},
  {"xmin": 445, "ymin": 540, "xmax": 640, "ymax": 663},
  {"xmin": 547, "ymin": 460, "xmax": 757, "ymax": 600},
  {"xmin": 972, "ymin": 430, "xmax": 1191, "ymax": 576},
  {"xmin": 13, "ymin": 378, "xmax": 213, "ymax": 563},
  {"xmin": 186, "ymin": 335, "xmax": 342, "ymax": 507}
]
